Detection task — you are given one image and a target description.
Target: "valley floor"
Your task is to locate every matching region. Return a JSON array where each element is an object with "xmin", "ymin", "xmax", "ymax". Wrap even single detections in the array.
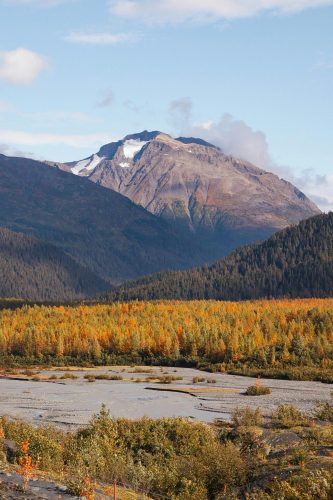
[{"xmin": 0, "ymin": 366, "xmax": 332, "ymax": 428}]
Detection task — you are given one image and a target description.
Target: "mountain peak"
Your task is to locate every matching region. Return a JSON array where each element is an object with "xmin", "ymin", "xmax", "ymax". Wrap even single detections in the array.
[
  {"xmin": 96, "ymin": 130, "xmax": 162, "ymax": 162},
  {"xmin": 54, "ymin": 129, "xmax": 320, "ymax": 264},
  {"xmin": 176, "ymin": 136, "xmax": 220, "ymax": 150},
  {"xmin": 123, "ymin": 130, "xmax": 161, "ymax": 142}
]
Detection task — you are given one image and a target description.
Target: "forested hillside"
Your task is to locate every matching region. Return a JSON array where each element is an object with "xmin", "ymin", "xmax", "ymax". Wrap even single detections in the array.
[
  {"xmin": 0, "ymin": 154, "xmax": 202, "ymax": 284},
  {"xmin": 0, "ymin": 228, "xmax": 108, "ymax": 301},
  {"xmin": 107, "ymin": 212, "xmax": 333, "ymax": 301}
]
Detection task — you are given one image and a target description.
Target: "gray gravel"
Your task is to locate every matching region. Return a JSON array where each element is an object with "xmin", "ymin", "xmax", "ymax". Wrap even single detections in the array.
[{"xmin": 0, "ymin": 366, "xmax": 332, "ymax": 427}]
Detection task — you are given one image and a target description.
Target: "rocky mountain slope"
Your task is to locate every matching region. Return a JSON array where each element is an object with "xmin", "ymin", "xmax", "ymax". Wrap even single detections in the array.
[
  {"xmin": 54, "ymin": 131, "xmax": 320, "ymax": 260},
  {"xmin": 0, "ymin": 227, "xmax": 109, "ymax": 301},
  {"xmin": 0, "ymin": 154, "xmax": 202, "ymax": 285},
  {"xmin": 106, "ymin": 212, "xmax": 333, "ymax": 301}
]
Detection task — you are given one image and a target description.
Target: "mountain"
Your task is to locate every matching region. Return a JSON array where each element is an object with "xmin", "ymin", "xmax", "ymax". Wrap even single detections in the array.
[
  {"xmin": 0, "ymin": 227, "xmax": 109, "ymax": 301},
  {"xmin": 105, "ymin": 212, "xmax": 333, "ymax": 301},
  {"xmin": 0, "ymin": 154, "xmax": 202, "ymax": 284},
  {"xmin": 53, "ymin": 131, "xmax": 320, "ymax": 261}
]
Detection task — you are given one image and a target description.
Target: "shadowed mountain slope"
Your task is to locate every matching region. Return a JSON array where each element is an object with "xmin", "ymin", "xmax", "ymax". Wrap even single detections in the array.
[{"xmin": 0, "ymin": 154, "xmax": 202, "ymax": 284}]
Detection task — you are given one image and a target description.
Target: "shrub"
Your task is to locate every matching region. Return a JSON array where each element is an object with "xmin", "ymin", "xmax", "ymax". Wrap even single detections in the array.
[
  {"xmin": 245, "ymin": 377, "xmax": 271, "ymax": 396},
  {"xmin": 272, "ymin": 405, "xmax": 310, "ymax": 428},
  {"xmin": 232, "ymin": 407, "xmax": 263, "ymax": 428},
  {"xmin": 205, "ymin": 441, "xmax": 248, "ymax": 498},
  {"xmin": 289, "ymin": 445, "xmax": 310, "ymax": 466},
  {"xmin": 250, "ymin": 469, "xmax": 333, "ymax": 499},
  {"xmin": 94, "ymin": 374, "xmax": 123, "ymax": 381},
  {"xmin": 315, "ymin": 402, "xmax": 333, "ymax": 422},
  {"xmin": 245, "ymin": 385, "xmax": 271, "ymax": 396},
  {"xmin": 192, "ymin": 377, "xmax": 206, "ymax": 384}
]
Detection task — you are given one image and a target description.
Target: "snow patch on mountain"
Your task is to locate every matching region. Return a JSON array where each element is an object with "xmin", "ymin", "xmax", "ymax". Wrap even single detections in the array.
[
  {"xmin": 86, "ymin": 154, "xmax": 103, "ymax": 172},
  {"xmin": 123, "ymin": 139, "xmax": 148, "ymax": 159},
  {"xmin": 71, "ymin": 158, "xmax": 90, "ymax": 175},
  {"xmin": 71, "ymin": 154, "xmax": 103, "ymax": 176},
  {"xmin": 119, "ymin": 162, "xmax": 131, "ymax": 168}
]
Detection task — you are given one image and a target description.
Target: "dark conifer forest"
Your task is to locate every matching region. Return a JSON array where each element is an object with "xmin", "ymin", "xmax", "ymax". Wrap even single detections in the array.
[
  {"xmin": 0, "ymin": 228, "xmax": 108, "ymax": 301},
  {"xmin": 106, "ymin": 212, "xmax": 333, "ymax": 301}
]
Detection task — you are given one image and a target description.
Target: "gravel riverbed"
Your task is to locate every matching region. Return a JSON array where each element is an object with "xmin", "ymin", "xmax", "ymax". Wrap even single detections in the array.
[{"xmin": 0, "ymin": 366, "xmax": 332, "ymax": 428}]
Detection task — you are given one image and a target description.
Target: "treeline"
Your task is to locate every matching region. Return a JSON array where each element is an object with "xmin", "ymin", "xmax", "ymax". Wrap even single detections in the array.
[
  {"xmin": 0, "ymin": 228, "xmax": 108, "ymax": 301},
  {"xmin": 106, "ymin": 212, "xmax": 333, "ymax": 301},
  {"xmin": 0, "ymin": 300, "xmax": 333, "ymax": 377}
]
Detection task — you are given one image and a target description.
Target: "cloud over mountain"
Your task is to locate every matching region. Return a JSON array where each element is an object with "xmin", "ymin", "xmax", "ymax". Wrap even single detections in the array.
[{"xmin": 181, "ymin": 110, "xmax": 333, "ymax": 212}]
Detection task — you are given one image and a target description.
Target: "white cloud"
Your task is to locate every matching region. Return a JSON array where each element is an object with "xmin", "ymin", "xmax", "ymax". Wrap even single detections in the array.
[
  {"xmin": 0, "ymin": 48, "xmax": 48, "ymax": 85},
  {"xmin": 0, "ymin": 143, "xmax": 34, "ymax": 157},
  {"xmin": 65, "ymin": 31, "xmax": 139, "ymax": 45},
  {"xmin": 295, "ymin": 172, "xmax": 333, "ymax": 212},
  {"xmin": 187, "ymin": 114, "xmax": 272, "ymax": 169},
  {"xmin": 111, "ymin": 0, "xmax": 333, "ymax": 23},
  {"xmin": 0, "ymin": 129, "xmax": 112, "ymax": 148}
]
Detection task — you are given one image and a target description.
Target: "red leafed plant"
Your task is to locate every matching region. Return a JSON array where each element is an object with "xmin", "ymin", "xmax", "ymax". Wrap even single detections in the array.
[{"xmin": 17, "ymin": 440, "xmax": 40, "ymax": 490}]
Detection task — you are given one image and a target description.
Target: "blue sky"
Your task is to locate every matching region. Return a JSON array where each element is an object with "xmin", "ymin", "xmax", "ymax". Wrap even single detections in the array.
[{"xmin": 0, "ymin": 0, "xmax": 332, "ymax": 209}]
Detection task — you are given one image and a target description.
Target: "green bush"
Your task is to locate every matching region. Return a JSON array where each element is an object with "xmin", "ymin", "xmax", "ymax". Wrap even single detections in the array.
[
  {"xmin": 205, "ymin": 441, "xmax": 248, "ymax": 498},
  {"xmin": 245, "ymin": 384, "xmax": 271, "ymax": 396},
  {"xmin": 94, "ymin": 374, "xmax": 123, "ymax": 380},
  {"xmin": 289, "ymin": 445, "xmax": 310, "ymax": 466},
  {"xmin": 250, "ymin": 469, "xmax": 333, "ymax": 499},
  {"xmin": 192, "ymin": 377, "xmax": 206, "ymax": 384},
  {"xmin": 232, "ymin": 407, "xmax": 263, "ymax": 428},
  {"xmin": 315, "ymin": 402, "xmax": 333, "ymax": 422},
  {"xmin": 272, "ymin": 405, "xmax": 310, "ymax": 428}
]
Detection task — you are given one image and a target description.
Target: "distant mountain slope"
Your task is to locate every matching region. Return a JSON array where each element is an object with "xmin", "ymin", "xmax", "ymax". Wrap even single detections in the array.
[
  {"xmin": 0, "ymin": 227, "xmax": 109, "ymax": 301},
  {"xmin": 54, "ymin": 131, "xmax": 320, "ymax": 261},
  {"xmin": 106, "ymin": 212, "xmax": 333, "ymax": 301},
  {"xmin": 0, "ymin": 154, "xmax": 202, "ymax": 284}
]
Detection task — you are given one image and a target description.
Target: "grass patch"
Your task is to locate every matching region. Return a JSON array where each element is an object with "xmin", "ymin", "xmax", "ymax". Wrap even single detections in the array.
[{"xmin": 60, "ymin": 372, "xmax": 79, "ymax": 380}]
